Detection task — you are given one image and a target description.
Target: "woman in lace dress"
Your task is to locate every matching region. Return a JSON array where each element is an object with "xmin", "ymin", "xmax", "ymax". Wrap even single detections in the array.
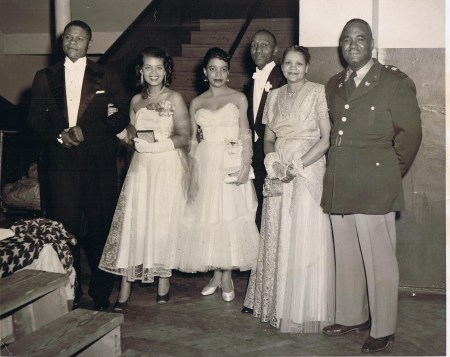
[
  {"xmin": 243, "ymin": 45, "xmax": 335, "ymax": 332},
  {"xmin": 176, "ymin": 47, "xmax": 259, "ymax": 302},
  {"xmin": 99, "ymin": 47, "xmax": 191, "ymax": 310}
]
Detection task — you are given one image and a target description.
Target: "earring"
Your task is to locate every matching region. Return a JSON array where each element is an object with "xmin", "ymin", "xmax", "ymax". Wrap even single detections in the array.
[
  {"xmin": 203, "ymin": 77, "xmax": 208, "ymax": 82},
  {"xmin": 140, "ymin": 74, "xmax": 144, "ymax": 85},
  {"xmin": 226, "ymin": 78, "xmax": 230, "ymax": 82}
]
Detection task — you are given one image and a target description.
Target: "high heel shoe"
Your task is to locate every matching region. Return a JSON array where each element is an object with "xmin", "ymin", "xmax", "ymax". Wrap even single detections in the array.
[
  {"xmin": 113, "ymin": 299, "xmax": 128, "ymax": 312},
  {"xmin": 201, "ymin": 279, "xmax": 222, "ymax": 296},
  {"xmin": 222, "ymin": 281, "xmax": 235, "ymax": 302},
  {"xmin": 157, "ymin": 280, "xmax": 170, "ymax": 304}
]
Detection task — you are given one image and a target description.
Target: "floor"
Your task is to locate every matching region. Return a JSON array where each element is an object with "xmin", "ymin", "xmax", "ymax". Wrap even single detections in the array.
[
  {"xmin": 77, "ymin": 268, "xmax": 446, "ymax": 357},
  {"xmin": 3, "ymin": 212, "xmax": 446, "ymax": 357}
]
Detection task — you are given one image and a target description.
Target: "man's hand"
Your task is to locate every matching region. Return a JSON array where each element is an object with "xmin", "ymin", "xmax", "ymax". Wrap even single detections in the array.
[{"xmin": 68, "ymin": 126, "xmax": 84, "ymax": 144}]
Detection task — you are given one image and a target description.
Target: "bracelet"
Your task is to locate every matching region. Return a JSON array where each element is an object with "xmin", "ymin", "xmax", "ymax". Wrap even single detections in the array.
[{"xmin": 57, "ymin": 134, "xmax": 63, "ymax": 144}]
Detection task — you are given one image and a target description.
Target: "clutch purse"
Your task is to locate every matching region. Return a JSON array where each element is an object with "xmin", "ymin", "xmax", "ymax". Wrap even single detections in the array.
[{"xmin": 262, "ymin": 178, "xmax": 283, "ymax": 197}]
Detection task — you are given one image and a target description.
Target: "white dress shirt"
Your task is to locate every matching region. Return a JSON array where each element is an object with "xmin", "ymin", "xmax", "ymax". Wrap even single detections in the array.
[
  {"xmin": 252, "ymin": 61, "xmax": 276, "ymax": 122},
  {"xmin": 64, "ymin": 56, "xmax": 87, "ymax": 127}
]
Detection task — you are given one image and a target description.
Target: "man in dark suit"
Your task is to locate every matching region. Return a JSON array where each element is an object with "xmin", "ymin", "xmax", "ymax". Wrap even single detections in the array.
[
  {"xmin": 244, "ymin": 29, "xmax": 285, "ymax": 231},
  {"xmin": 241, "ymin": 29, "xmax": 285, "ymax": 315},
  {"xmin": 27, "ymin": 20, "xmax": 129, "ymax": 311},
  {"xmin": 321, "ymin": 19, "xmax": 422, "ymax": 353}
]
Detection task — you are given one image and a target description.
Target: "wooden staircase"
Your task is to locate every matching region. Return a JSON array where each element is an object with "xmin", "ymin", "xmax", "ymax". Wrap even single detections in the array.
[{"xmin": 170, "ymin": 17, "xmax": 297, "ymax": 104}]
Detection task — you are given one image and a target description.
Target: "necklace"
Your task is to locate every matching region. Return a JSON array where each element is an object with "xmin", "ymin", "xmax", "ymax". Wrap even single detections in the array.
[
  {"xmin": 287, "ymin": 82, "xmax": 305, "ymax": 98},
  {"xmin": 147, "ymin": 86, "xmax": 165, "ymax": 99}
]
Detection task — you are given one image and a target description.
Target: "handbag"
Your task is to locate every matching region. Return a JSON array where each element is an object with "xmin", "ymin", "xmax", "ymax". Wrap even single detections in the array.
[
  {"xmin": 262, "ymin": 178, "xmax": 283, "ymax": 197},
  {"xmin": 223, "ymin": 139, "xmax": 255, "ymax": 183}
]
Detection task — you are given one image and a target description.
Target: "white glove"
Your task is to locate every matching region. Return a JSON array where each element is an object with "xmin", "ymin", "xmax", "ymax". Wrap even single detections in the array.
[
  {"xmin": 133, "ymin": 138, "xmax": 174, "ymax": 153},
  {"xmin": 288, "ymin": 152, "xmax": 305, "ymax": 177},
  {"xmin": 264, "ymin": 152, "xmax": 288, "ymax": 179}
]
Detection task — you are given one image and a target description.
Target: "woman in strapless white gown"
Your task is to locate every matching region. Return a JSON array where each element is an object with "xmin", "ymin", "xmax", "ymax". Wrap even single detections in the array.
[
  {"xmin": 100, "ymin": 47, "xmax": 191, "ymax": 310},
  {"xmin": 176, "ymin": 47, "xmax": 259, "ymax": 302}
]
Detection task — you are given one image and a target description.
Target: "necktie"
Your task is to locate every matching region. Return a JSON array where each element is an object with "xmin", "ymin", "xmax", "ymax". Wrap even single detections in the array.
[{"xmin": 346, "ymin": 71, "xmax": 357, "ymax": 96}]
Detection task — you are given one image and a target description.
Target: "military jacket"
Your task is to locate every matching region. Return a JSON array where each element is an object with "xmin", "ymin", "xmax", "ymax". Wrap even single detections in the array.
[{"xmin": 321, "ymin": 60, "xmax": 422, "ymax": 214}]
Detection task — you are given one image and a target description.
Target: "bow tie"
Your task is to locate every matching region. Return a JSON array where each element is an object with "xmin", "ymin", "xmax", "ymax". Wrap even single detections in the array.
[{"xmin": 252, "ymin": 69, "xmax": 262, "ymax": 80}]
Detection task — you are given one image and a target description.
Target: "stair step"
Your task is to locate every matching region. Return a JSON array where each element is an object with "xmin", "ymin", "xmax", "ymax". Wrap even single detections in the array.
[
  {"xmin": 173, "ymin": 57, "xmax": 250, "ymax": 74},
  {"xmin": 8, "ymin": 308, "xmax": 124, "ymax": 356},
  {"xmin": 173, "ymin": 72, "xmax": 248, "ymax": 89},
  {"xmin": 190, "ymin": 30, "xmax": 296, "ymax": 47},
  {"xmin": 199, "ymin": 18, "xmax": 296, "ymax": 31},
  {"xmin": 0, "ymin": 269, "xmax": 68, "ymax": 316}
]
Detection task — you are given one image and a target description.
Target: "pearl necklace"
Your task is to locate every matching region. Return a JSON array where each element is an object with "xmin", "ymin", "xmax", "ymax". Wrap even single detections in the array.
[{"xmin": 147, "ymin": 86, "xmax": 165, "ymax": 99}]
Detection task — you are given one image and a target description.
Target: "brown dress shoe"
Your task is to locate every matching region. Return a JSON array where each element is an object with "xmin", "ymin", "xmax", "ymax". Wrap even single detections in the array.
[
  {"xmin": 361, "ymin": 334, "xmax": 395, "ymax": 353},
  {"xmin": 322, "ymin": 320, "xmax": 370, "ymax": 336}
]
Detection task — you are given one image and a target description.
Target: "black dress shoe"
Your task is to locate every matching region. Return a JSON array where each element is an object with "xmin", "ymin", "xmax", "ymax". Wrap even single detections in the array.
[
  {"xmin": 362, "ymin": 334, "xmax": 394, "ymax": 353},
  {"xmin": 323, "ymin": 320, "xmax": 370, "ymax": 336},
  {"xmin": 241, "ymin": 306, "xmax": 254, "ymax": 314},
  {"xmin": 94, "ymin": 299, "xmax": 110, "ymax": 311},
  {"xmin": 156, "ymin": 292, "xmax": 170, "ymax": 304}
]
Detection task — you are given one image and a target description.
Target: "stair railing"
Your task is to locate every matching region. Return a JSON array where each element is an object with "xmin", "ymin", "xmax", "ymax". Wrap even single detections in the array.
[
  {"xmin": 228, "ymin": 0, "xmax": 263, "ymax": 59},
  {"xmin": 98, "ymin": 0, "xmax": 162, "ymax": 65}
]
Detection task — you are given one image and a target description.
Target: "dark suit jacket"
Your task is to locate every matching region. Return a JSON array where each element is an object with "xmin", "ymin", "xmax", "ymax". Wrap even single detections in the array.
[
  {"xmin": 244, "ymin": 65, "xmax": 285, "ymax": 172},
  {"xmin": 27, "ymin": 59, "xmax": 130, "ymax": 220},
  {"xmin": 321, "ymin": 59, "xmax": 422, "ymax": 214}
]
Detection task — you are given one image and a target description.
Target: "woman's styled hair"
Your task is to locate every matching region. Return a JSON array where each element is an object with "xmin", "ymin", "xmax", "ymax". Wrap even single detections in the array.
[
  {"xmin": 136, "ymin": 47, "xmax": 173, "ymax": 98},
  {"xmin": 281, "ymin": 45, "xmax": 312, "ymax": 66},
  {"xmin": 203, "ymin": 47, "xmax": 231, "ymax": 69}
]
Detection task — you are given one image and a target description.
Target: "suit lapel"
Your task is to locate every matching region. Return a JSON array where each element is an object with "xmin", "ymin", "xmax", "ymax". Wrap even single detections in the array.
[
  {"xmin": 77, "ymin": 61, "xmax": 103, "ymax": 122},
  {"xmin": 46, "ymin": 63, "xmax": 69, "ymax": 125},
  {"xmin": 334, "ymin": 70, "xmax": 348, "ymax": 102}
]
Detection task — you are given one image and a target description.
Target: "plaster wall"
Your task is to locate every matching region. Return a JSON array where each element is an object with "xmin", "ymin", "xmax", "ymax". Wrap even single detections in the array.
[{"xmin": 306, "ymin": 46, "xmax": 445, "ymax": 289}]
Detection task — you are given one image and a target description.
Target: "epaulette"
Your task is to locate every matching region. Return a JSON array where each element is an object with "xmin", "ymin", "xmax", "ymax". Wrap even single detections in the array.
[{"xmin": 381, "ymin": 64, "xmax": 408, "ymax": 78}]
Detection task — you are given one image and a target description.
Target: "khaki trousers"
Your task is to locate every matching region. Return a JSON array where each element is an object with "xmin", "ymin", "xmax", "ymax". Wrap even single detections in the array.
[{"xmin": 330, "ymin": 213, "xmax": 398, "ymax": 338}]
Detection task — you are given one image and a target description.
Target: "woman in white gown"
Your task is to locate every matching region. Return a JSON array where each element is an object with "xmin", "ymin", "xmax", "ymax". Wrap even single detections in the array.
[
  {"xmin": 99, "ymin": 47, "xmax": 191, "ymax": 310},
  {"xmin": 176, "ymin": 47, "xmax": 260, "ymax": 302},
  {"xmin": 243, "ymin": 45, "xmax": 335, "ymax": 332}
]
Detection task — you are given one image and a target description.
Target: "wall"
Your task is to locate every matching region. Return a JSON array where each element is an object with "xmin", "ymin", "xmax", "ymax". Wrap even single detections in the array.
[{"xmin": 300, "ymin": 0, "xmax": 446, "ymax": 289}]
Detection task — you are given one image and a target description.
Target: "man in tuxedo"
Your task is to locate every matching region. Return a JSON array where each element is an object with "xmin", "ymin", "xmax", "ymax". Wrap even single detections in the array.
[
  {"xmin": 27, "ymin": 20, "xmax": 129, "ymax": 311},
  {"xmin": 245, "ymin": 29, "xmax": 285, "ymax": 231},
  {"xmin": 321, "ymin": 19, "xmax": 422, "ymax": 353},
  {"xmin": 241, "ymin": 29, "xmax": 285, "ymax": 315}
]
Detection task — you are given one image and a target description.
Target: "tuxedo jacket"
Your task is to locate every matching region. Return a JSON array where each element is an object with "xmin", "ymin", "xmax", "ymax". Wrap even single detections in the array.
[
  {"xmin": 27, "ymin": 59, "xmax": 130, "ymax": 216},
  {"xmin": 245, "ymin": 65, "xmax": 285, "ymax": 171},
  {"xmin": 321, "ymin": 59, "xmax": 422, "ymax": 214}
]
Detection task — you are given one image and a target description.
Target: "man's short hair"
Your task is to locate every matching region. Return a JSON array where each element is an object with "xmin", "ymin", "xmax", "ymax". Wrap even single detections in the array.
[
  {"xmin": 63, "ymin": 20, "xmax": 92, "ymax": 41},
  {"xmin": 252, "ymin": 29, "xmax": 277, "ymax": 47},
  {"xmin": 340, "ymin": 18, "xmax": 373, "ymax": 41}
]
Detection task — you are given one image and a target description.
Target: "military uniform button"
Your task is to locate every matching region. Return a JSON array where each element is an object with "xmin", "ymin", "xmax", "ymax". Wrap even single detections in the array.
[
  {"xmin": 376, "ymin": 162, "xmax": 380, "ymax": 166},
  {"xmin": 344, "ymin": 104, "xmax": 350, "ymax": 109},
  {"xmin": 371, "ymin": 106, "xmax": 375, "ymax": 110},
  {"xmin": 341, "ymin": 117, "xmax": 347, "ymax": 122},
  {"xmin": 338, "ymin": 130, "xmax": 343, "ymax": 135}
]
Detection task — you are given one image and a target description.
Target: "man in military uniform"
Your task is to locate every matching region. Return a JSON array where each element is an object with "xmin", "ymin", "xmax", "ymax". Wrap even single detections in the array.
[{"xmin": 321, "ymin": 19, "xmax": 422, "ymax": 353}]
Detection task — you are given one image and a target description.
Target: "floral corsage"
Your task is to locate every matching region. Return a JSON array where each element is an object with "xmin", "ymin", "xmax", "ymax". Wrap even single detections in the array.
[
  {"xmin": 146, "ymin": 100, "xmax": 175, "ymax": 117},
  {"xmin": 264, "ymin": 81, "xmax": 273, "ymax": 92}
]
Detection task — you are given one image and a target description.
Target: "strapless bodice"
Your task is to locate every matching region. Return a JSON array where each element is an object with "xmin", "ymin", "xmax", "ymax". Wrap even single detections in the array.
[
  {"xmin": 135, "ymin": 104, "xmax": 174, "ymax": 141},
  {"xmin": 195, "ymin": 103, "xmax": 239, "ymax": 142}
]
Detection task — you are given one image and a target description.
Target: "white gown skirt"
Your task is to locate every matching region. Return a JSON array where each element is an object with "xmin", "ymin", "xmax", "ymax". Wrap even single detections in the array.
[{"xmin": 176, "ymin": 140, "xmax": 259, "ymax": 272}]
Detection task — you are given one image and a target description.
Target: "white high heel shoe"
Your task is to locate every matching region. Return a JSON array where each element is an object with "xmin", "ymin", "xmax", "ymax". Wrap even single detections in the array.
[
  {"xmin": 222, "ymin": 280, "xmax": 235, "ymax": 302},
  {"xmin": 201, "ymin": 279, "xmax": 221, "ymax": 296}
]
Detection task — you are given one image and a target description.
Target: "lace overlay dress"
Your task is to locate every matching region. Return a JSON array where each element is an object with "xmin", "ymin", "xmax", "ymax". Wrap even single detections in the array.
[
  {"xmin": 243, "ymin": 82, "xmax": 335, "ymax": 333},
  {"xmin": 176, "ymin": 103, "xmax": 259, "ymax": 272},
  {"xmin": 99, "ymin": 104, "xmax": 187, "ymax": 282}
]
